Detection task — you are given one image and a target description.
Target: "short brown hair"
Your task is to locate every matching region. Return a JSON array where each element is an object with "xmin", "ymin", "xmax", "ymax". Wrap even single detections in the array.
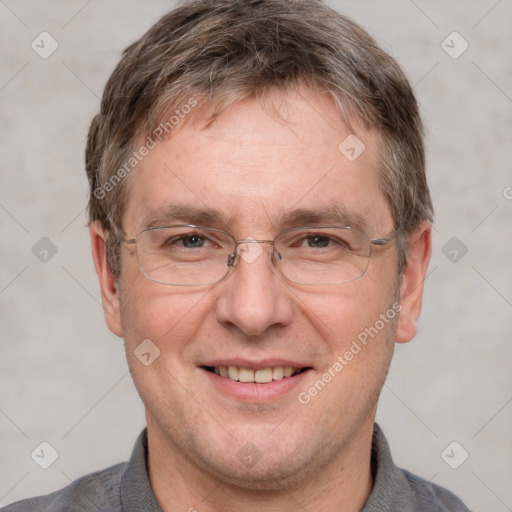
[{"xmin": 85, "ymin": 0, "xmax": 433, "ymax": 275}]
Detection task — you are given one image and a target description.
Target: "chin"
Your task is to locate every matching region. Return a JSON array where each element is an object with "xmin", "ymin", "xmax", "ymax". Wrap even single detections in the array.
[
  {"xmin": 197, "ymin": 451, "xmax": 313, "ymax": 491},
  {"xmin": 185, "ymin": 426, "xmax": 338, "ymax": 493}
]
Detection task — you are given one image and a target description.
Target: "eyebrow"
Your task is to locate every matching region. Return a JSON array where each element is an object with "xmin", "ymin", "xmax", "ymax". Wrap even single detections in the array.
[
  {"xmin": 139, "ymin": 204, "xmax": 229, "ymax": 231},
  {"xmin": 277, "ymin": 204, "xmax": 371, "ymax": 232},
  {"xmin": 138, "ymin": 203, "xmax": 370, "ymax": 233}
]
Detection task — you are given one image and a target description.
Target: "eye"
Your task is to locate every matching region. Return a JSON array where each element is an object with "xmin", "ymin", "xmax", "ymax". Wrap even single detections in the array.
[
  {"xmin": 305, "ymin": 234, "xmax": 331, "ymax": 248},
  {"xmin": 158, "ymin": 231, "xmax": 218, "ymax": 251},
  {"xmin": 294, "ymin": 233, "xmax": 350, "ymax": 250},
  {"xmin": 179, "ymin": 234, "xmax": 207, "ymax": 248}
]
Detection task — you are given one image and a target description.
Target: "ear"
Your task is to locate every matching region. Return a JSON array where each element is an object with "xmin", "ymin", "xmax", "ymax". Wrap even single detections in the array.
[
  {"xmin": 89, "ymin": 222, "xmax": 123, "ymax": 337},
  {"xmin": 396, "ymin": 222, "xmax": 432, "ymax": 344}
]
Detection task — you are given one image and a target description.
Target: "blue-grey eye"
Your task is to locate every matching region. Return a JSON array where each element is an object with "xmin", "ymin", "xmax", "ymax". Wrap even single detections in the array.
[
  {"xmin": 181, "ymin": 234, "xmax": 206, "ymax": 248},
  {"xmin": 307, "ymin": 234, "xmax": 330, "ymax": 248}
]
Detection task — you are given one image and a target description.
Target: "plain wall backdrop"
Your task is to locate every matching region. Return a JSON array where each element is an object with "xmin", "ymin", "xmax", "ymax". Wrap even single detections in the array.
[{"xmin": 1, "ymin": 1, "xmax": 511, "ymax": 510}]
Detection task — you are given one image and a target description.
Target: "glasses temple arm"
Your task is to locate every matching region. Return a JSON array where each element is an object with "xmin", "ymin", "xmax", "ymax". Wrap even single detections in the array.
[{"xmin": 370, "ymin": 225, "xmax": 402, "ymax": 246}]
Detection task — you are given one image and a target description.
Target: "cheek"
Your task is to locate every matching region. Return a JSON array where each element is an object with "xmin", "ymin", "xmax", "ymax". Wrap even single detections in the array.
[
  {"xmin": 119, "ymin": 283, "xmax": 214, "ymax": 405},
  {"xmin": 301, "ymin": 280, "xmax": 395, "ymax": 346},
  {"xmin": 294, "ymin": 290, "xmax": 397, "ymax": 447},
  {"xmin": 119, "ymin": 266, "xmax": 213, "ymax": 354}
]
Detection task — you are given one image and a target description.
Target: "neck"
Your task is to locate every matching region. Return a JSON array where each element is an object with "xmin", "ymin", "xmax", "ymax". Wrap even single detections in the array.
[{"xmin": 147, "ymin": 418, "xmax": 375, "ymax": 512}]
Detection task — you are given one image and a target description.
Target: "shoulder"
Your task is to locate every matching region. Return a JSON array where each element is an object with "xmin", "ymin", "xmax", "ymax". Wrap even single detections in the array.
[
  {"xmin": 400, "ymin": 468, "xmax": 473, "ymax": 511},
  {"xmin": 2, "ymin": 462, "xmax": 126, "ymax": 512},
  {"xmin": 367, "ymin": 424, "xmax": 472, "ymax": 511}
]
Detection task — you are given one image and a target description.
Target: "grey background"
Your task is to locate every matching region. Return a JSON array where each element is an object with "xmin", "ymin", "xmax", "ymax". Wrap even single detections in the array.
[{"xmin": 1, "ymin": 1, "xmax": 511, "ymax": 510}]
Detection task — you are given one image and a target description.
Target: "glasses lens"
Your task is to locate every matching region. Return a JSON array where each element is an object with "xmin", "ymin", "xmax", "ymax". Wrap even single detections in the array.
[
  {"xmin": 136, "ymin": 226, "xmax": 234, "ymax": 285},
  {"xmin": 274, "ymin": 227, "xmax": 371, "ymax": 285}
]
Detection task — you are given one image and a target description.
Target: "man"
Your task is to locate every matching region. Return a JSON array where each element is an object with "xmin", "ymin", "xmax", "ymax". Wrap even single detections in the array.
[{"xmin": 5, "ymin": 0, "xmax": 471, "ymax": 510}]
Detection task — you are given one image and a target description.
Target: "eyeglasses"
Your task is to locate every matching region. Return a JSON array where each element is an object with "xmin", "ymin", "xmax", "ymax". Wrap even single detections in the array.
[{"xmin": 120, "ymin": 225, "xmax": 398, "ymax": 286}]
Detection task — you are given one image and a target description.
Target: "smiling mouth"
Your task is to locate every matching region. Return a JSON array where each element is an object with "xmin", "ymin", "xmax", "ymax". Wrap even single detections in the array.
[{"xmin": 203, "ymin": 366, "xmax": 311, "ymax": 383}]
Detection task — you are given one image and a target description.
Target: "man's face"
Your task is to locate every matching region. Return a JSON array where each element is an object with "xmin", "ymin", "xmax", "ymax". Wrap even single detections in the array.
[{"xmin": 104, "ymin": 88, "xmax": 406, "ymax": 487}]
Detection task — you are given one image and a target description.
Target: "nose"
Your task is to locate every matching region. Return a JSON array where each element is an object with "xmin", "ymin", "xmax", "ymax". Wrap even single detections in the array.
[{"xmin": 214, "ymin": 241, "xmax": 293, "ymax": 337}]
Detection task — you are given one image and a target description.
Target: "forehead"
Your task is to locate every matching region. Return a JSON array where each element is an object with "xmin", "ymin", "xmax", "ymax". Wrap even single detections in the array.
[{"xmin": 124, "ymin": 87, "xmax": 392, "ymax": 235}]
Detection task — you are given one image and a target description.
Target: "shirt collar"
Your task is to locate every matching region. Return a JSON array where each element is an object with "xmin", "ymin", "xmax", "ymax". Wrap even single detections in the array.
[
  {"xmin": 361, "ymin": 423, "xmax": 417, "ymax": 511},
  {"xmin": 120, "ymin": 429, "xmax": 162, "ymax": 512}
]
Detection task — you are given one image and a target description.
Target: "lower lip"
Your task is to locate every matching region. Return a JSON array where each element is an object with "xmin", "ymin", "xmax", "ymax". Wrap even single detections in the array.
[{"xmin": 201, "ymin": 368, "xmax": 312, "ymax": 402}]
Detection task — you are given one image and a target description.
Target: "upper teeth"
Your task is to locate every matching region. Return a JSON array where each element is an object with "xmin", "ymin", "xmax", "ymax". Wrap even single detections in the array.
[{"xmin": 213, "ymin": 366, "xmax": 300, "ymax": 383}]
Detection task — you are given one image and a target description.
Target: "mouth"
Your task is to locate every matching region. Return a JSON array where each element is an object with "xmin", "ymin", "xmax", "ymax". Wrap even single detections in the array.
[
  {"xmin": 199, "ymin": 359, "xmax": 314, "ymax": 401},
  {"xmin": 202, "ymin": 365, "xmax": 311, "ymax": 383}
]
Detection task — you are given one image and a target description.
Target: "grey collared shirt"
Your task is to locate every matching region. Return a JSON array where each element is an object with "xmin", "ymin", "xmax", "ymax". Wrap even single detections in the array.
[{"xmin": 3, "ymin": 424, "xmax": 472, "ymax": 511}]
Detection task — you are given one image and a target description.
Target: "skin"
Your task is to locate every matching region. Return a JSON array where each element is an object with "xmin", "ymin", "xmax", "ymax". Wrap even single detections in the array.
[{"xmin": 91, "ymin": 87, "xmax": 431, "ymax": 512}]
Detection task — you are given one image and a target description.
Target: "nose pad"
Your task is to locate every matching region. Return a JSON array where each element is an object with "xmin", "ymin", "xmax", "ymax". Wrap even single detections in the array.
[
  {"xmin": 227, "ymin": 253, "xmax": 237, "ymax": 267},
  {"xmin": 226, "ymin": 241, "xmax": 277, "ymax": 270}
]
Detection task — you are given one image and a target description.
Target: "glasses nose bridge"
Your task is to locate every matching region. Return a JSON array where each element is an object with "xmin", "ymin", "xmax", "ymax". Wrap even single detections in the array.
[{"xmin": 235, "ymin": 238, "xmax": 275, "ymax": 247}]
